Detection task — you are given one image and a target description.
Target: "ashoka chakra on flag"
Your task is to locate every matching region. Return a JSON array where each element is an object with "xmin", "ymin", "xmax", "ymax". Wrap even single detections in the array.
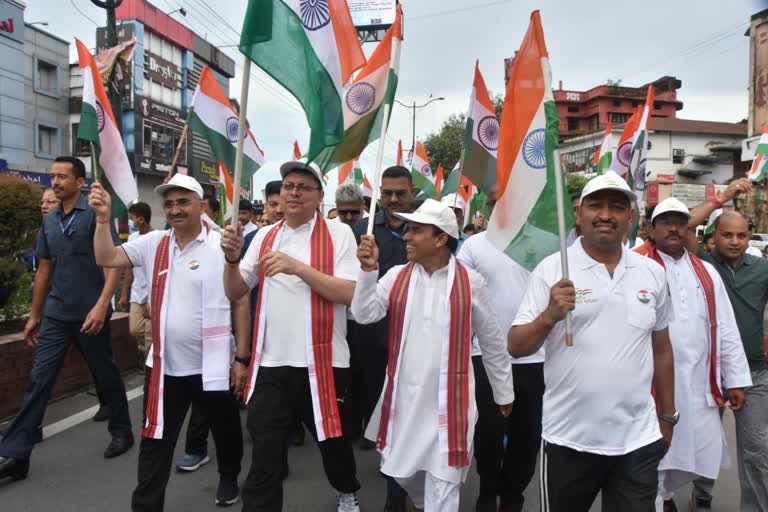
[
  {"xmin": 226, "ymin": 117, "xmax": 239, "ymax": 143},
  {"xmin": 300, "ymin": 0, "xmax": 331, "ymax": 31},
  {"xmin": 522, "ymin": 128, "xmax": 546, "ymax": 169},
  {"xmin": 96, "ymin": 100, "xmax": 106, "ymax": 133},
  {"xmin": 421, "ymin": 164, "xmax": 431, "ymax": 176},
  {"xmin": 345, "ymin": 82, "xmax": 376, "ymax": 115},
  {"xmin": 617, "ymin": 141, "xmax": 632, "ymax": 166},
  {"xmin": 477, "ymin": 116, "xmax": 499, "ymax": 151}
]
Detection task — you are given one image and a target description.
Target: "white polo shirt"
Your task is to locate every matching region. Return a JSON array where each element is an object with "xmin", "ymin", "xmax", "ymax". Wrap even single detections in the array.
[
  {"xmin": 512, "ymin": 238, "xmax": 672, "ymax": 455},
  {"xmin": 127, "ymin": 231, "xmax": 149, "ymax": 304},
  {"xmin": 123, "ymin": 228, "xmax": 224, "ymax": 376},
  {"xmin": 239, "ymin": 215, "xmax": 358, "ymax": 368},
  {"xmin": 457, "ymin": 232, "xmax": 543, "ymax": 363}
]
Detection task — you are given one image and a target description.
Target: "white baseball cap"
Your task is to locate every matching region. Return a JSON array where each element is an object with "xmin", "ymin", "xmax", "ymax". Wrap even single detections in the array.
[
  {"xmin": 651, "ymin": 197, "xmax": 690, "ymax": 222},
  {"xmin": 440, "ymin": 193, "xmax": 467, "ymax": 212},
  {"xmin": 155, "ymin": 173, "xmax": 204, "ymax": 199},
  {"xmin": 394, "ymin": 198, "xmax": 459, "ymax": 239},
  {"xmin": 280, "ymin": 160, "xmax": 324, "ymax": 188},
  {"xmin": 580, "ymin": 170, "xmax": 636, "ymax": 204}
]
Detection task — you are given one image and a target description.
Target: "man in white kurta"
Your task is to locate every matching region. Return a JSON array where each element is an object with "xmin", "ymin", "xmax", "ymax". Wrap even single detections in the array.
[
  {"xmin": 351, "ymin": 199, "xmax": 514, "ymax": 511},
  {"xmin": 640, "ymin": 198, "xmax": 752, "ymax": 512}
]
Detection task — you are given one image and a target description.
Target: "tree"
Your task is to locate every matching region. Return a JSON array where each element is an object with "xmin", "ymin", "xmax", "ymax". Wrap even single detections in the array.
[{"xmin": 566, "ymin": 173, "xmax": 589, "ymax": 198}]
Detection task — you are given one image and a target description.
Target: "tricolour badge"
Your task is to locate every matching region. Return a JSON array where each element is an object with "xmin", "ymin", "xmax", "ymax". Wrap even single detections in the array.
[{"xmin": 637, "ymin": 289, "xmax": 651, "ymax": 304}]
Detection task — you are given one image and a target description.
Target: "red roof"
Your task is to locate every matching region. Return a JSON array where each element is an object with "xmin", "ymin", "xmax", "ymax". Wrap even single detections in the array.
[
  {"xmin": 648, "ymin": 117, "xmax": 747, "ymax": 136},
  {"xmin": 116, "ymin": 0, "xmax": 194, "ymax": 50}
]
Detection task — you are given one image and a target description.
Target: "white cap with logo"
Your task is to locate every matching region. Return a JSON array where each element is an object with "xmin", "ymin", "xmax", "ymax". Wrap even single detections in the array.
[
  {"xmin": 440, "ymin": 193, "xmax": 467, "ymax": 213},
  {"xmin": 394, "ymin": 198, "xmax": 460, "ymax": 239},
  {"xmin": 580, "ymin": 170, "xmax": 635, "ymax": 204},
  {"xmin": 155, "ymin": 174, "xmax": 204, "ymax": 199},
  {"xmin": 651, "ymin": 197, "xmax": 691, "ymax": 222}
]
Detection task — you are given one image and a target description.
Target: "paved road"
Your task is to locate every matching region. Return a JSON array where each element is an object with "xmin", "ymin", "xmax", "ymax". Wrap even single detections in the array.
[{"xmin": 0, "ymin": 371, "xmax": 743, "ymax": 511}]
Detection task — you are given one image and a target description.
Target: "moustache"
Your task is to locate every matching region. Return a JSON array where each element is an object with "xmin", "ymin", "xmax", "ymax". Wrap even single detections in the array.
[{"xmin": 592, "ymin": 220, "xmax": 617, "ymax": 229}]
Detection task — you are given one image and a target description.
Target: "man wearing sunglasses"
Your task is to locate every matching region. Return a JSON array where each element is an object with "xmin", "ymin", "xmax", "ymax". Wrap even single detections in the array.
[
  {"xmin": 349, "ymin": 165, "xmax": 415, "ymax": 512},
  {"xmin": 334, "ymin": 184, "xmax": 365, "ymax": 228}
]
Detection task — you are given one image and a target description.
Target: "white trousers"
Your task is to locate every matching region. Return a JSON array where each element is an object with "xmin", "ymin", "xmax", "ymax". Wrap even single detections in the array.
[
  {"xmin": 395, "ymin": 471, "xmax": 461, "ymax": 511},
  {"xmin": 655, "ymin": 469, "xmax": 698, "ymax": 511}
]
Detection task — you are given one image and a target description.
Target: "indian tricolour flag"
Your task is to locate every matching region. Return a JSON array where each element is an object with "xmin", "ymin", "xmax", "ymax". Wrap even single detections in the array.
[
  {"xmin": 747, "ymin": 124, "xmax": 768, "ymax": 182},
  {"xmin": 240, "ymin": 0, "xmax": 366, "ymax": 162},
  {"xmin": 626, "ymin": 85, "xmax": 654, "ymax": 194},
  {"xmin": 486, "ymin": 11, "xmax": 574, "ymax": 271},
  {"xmin": 592, "ymin": 119, "xmax": 613, "ymax": 175},
  {"xmin": 338, "ymin": 157, "xmax": 363, "ymax": 186},
  {"xmin": 611, "ymin": 105, "xmax": 642, "ymax": 178},
  {"xmin": 293, "ymin": 140, "xmax": 303, "ymax": 159},
  {"xmin": 75, "ymin": 39, "xmax": 138, "ymax": 234},
  {"xmin": 433, "ymin": 164, "xmax": 444, "ymax": 198},
  {"xmin": 440, "ymin": 161, "xmax": 475, "ymax": 203},
  {"xmin": 462, "ymin": 60, "xmax": 499, "ymax": 192},
  {"xmin": 189, "ymin": 65, "xmax": 265, "ymax": 187},
  {"xmin": 362, "ymin": 174, "xmax": 373, "ymax": 199},
  {"xmin": 218, "ymin": 162, "xmax": 235, "ymax": 221},
  {"xmin": 314, "ymin": 5, "xmax": 402, "ymax": 172},
  {"xmin": 411, "ymin": 141, "xmax": 435, "ymax": 196}
]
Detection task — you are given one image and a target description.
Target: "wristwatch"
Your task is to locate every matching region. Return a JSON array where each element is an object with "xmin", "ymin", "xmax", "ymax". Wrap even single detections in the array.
[
  {"xmin": 234, "ymin": 355, "xmax": 251, "ymax": 367},
  {"xmin": 659, "ymin": 411, "xmax": 680, "ymax": 425}
]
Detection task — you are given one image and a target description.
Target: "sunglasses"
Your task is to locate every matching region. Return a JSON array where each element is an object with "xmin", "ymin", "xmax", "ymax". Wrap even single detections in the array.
[{"xmin": 338, "ymin": 209, "xmax": 362, "ymax": 216}]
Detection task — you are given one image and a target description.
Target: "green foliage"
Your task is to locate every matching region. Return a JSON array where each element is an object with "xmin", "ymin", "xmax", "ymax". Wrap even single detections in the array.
[
  {"xmin": 567, "ymin": 173, "xmax": 590, "ymax": 198},
  {"xmin": 423, "ymin": 113, "xmax": 466, "ymax": 173},
  {"xmin": 0, "ymin": 271, "xmax": 33, "ymax": 323}
]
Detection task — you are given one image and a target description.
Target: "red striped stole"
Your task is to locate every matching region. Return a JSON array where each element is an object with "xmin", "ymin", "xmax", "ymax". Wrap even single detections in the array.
[
  {"xmin": 649, "ymin": 248, "xmax": 725, "ymax": 407},
  {"xmin": 377, "ymin": 260, "xmax": 473, "ymax": 467}
]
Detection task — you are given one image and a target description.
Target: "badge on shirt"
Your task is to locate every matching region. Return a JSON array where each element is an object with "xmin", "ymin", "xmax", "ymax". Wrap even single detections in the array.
[
  {"xmin": 637, "ymin": 289, "xmax": 651, "ymax": 304},
  {"xmin": 575, "ymin": 288, "xmax": 597, "ymax": 304},
  {"xmin": 189, "ymin": 259, "xmax": 200, "ymax": 271}
]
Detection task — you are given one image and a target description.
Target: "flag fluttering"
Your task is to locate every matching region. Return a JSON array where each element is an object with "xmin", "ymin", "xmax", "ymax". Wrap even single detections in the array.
[
  {"xmin": 239, "ymin": 0, "xmax": 366, "ymax": 162},
  {"xmin": 433, "ymin": 164, "xmax": 444, "ymax": 198},
  {"xmin": 411, "ymin": 141, "xmax": 436, "ymax": 196},
  {"xmin": 338, "ymin": 158, "xmax": 363, "ymax": 186},
  {"xmin": 313, "ymin": 5, "xmax": 402, "ymax": 172},
  {"xmin": 76, "ymin": 38, "xmax": 138, "ymax": 239},
  {"xmin": 486, "ymin": 11, "xmax": 574, "ymax": 271},
  {"xmin": 218, "ymin": 162, "xmax": 235, "ymax": 221},
  {"xmin": 462, "ymin": 60, "xmax": 499, "ymax": 192},
  {"xmin": 611, "ymin": 106, "xmax": 642, "ymax": 178},
  {"xmin": 592, "ymin": 119, "xmax": 613, "ymax": 175},
  {"xmin": 293, "ymin": 140, "xmax": 302, "ymax": 159},
  {"xmin": 189, "ymin": 65, "xmax": 265, "ymax": 187},
  {"xmin": 627, "ymin": 86, "xmax": 654, "ymax": 194},
  {"xmin": 747, "ymin": 124, "xmax": 768, "ymax": 182}
]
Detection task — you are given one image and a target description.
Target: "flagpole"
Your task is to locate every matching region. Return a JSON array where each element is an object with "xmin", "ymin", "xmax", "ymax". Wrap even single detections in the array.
[
  {"xmin": 366, "ymin": 103, "xmax": 391, "ymax": 236},
  {"xmin": 231, "ymin": 58, "xmax": 252, "ymax": 226},
  {"xmin": 452, "ymin": 149, "xmax": 465, "ymax": 210},
  {"xmin": 553, "ymin": 149, "xmax": 574, "ymax": 347},
  {"xmin": 167, "ymin": 122, "xmax": 189, "ymax": 177},
  {"xmin": 90, "ymin": 142, "xmax": 100, "ymax": 182}
]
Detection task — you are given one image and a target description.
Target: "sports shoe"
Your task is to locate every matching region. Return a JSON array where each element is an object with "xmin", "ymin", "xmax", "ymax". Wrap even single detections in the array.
[
  {"xmin": 664, "ymin": 499, "xmax": 678, "ymax": 512},
  {"xmin": 176, "ymin": 453, "xmax": 211, "ymax": 472},
  {"xmin": 689, "ymin": 496, "xmax": 712, "ymax": 510},
  {"xmin": 336, "ymin": 492, "xmax": 360, "ymax": 512},
  {"xmin": 215, "ymin": 477, "xmax": 239, "ymax": 506},
  {"xmin": 92, "ymin": 404, "xmax": 110, "ymax": 422}
]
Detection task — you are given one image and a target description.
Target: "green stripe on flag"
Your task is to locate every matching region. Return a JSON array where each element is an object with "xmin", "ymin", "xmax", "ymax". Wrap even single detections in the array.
[
  {"xmin": 78, "ymin": 103, "xmax": 99, "ymax": 143},
  {"xmin": 502, "ymin": 101, "xmax": 574, "ymax": 271},
  {"xmin": 188, "ymin": 111, "xmax": 258, "ymax": 187}
]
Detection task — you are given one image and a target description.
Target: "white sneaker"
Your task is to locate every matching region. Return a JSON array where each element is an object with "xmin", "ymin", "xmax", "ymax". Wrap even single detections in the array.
[{"xmin": 336, "ymin": 492, "xmax": 360, "ymax": 512}]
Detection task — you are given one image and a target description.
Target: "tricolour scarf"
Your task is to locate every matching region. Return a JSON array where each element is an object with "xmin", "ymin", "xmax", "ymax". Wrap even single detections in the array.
[
  {"xmin": 377, "ymin": 258, "xmax": 473, "ymax": 467},
  {"xmin": 242, "ymin": 215, "xmax": 342, "ymax": 441},
  {"xmin": 648, "ymin": 248, "xmax": 726, "ymax": 407},
  {"xmin": 143, "ymin": 223, "xmax": 232, "ymax": 439}
]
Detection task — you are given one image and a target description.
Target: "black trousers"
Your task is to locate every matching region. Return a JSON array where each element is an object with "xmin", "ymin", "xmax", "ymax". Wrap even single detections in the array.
[
  {"xmin": 242, "ymin": 366, "xmax": 360, "ymax": 512},
  {"xmin": 0, "ymin": 316, "xmax": 131, "ymax": 460},
  {"xmin": 541, "ymin": 439, "xmax": 668, "ymax": 512},
  {"xmin": 184, "ymin": 402, "xmax": 210, "ymax": 456},
  {"xmin": 131, "ymin": 371, "xmax": 243, "ymax": 512}
]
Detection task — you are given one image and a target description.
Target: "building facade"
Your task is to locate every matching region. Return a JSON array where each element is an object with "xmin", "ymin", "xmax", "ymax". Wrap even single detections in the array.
[
  {"xmin": 0, "ymin": 0, "xmax": 71, "ymax": 186},
  {"xmin": 553, "ymin": 76, "xmax": 683, "ymax": 141}
]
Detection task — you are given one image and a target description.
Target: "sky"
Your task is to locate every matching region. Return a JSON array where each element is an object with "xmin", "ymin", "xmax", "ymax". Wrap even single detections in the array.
[{"xmin": 26, "ymin": 0, "xmax": 768, "ymax": 204}]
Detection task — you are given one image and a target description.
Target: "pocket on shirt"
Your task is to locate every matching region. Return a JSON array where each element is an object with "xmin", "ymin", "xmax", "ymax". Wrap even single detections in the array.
[{"xmin": 625, "ymin": 295, "xmax": 657, "ymax": 331}]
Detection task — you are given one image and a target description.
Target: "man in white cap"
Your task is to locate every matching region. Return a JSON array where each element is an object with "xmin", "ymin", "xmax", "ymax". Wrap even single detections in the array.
[
  {"xmin": 508, "ymin": 171, "xmax": 676, "ymax": 512},
  {"xmin": 221, "ymin": 161, "xmax": 362, "ymax": 512},
  {"xmin": 457, "ymin": 182, "xmax": 544, "ymax": 512},
  {"xmin": 89, "ymin": 174, "xmax": 250, "ymax": 510},
  {"xmin": 352, "ymin": 198, "xmax": 514, "ymax": 512},
  {"xmin": 638, "ymin": 198, "xmax": 751, "ymax": 512}
]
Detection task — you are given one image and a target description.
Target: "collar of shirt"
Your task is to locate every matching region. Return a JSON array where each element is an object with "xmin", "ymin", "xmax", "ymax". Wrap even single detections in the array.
[
  {"xmin": 375, "ymin": 211, "xmax": 407, "ymax": 238},
  {"xmin": 56, "ymin": 194, "xmax": 88, "ymax": 219},
  {"xmin": 172, "ymin": 225, "xmax": 206, "ymax": 251},
  {"xmin": 571, "ymin": 238, "xmax": 636, "ymax": 271},
  {"xmin": 710, "ymin": 249, "xmax": 755, "ymax": 270},
  {"xmin": 281, "ymin": 211, "xmax": 315, "ymax": 235}
]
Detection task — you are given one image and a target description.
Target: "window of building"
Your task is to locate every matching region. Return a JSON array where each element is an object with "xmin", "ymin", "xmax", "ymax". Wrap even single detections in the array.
[
  {"xmin": 611, "ymin": 112, "xmax": 630, "ymax": 124},
  {"xmin": 567, "ymin": 117, "xmax": 580, "ymax": 132},
  {"xmin": 586, "ymin": 114, "xmax": 599, "ymax": 132},
  {"xmin": 142, "ymin": 119, "xmax": 186, "ymax": 165},
  {"xmin": 36, "ymin": 123, "xmax": 59, "ymax": 158},
  {"xmin": 567, "ymin": 106, "xmax": 579, "ymax": 113},
  {"xmin": 672, "ymin": 148, "xmax": 685, "ymax": 164},
  {"xmin": 613, "ymin": 100, "xmax": 621, "ymax": 107},
  {"xmin": 654, "ymin": 102, "xmax": 661, "ymax": 110},
  {"xmin": 631, "ymin": 101, "xmax": 639, "ymax": 108},
  {"xmin": 71, "ymin": 123, "xmax": 91, "ymax": 156},
  {"xmin": 34, "ymin": 57, "xmax": 59, "ymax": 96}
]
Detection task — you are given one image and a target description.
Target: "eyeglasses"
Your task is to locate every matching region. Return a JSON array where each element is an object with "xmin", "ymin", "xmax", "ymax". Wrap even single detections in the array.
[
  {"xmin": 283, "ymin": 183, "xmax": 320, "ymax": 193},
  {"xmin": 163, "ymin": 198, "xmax": 194, "ymax": 209},
  {"xmin": 381, "ymin": 189, "xmax": 409, "ymax": 198},
  {"xmin": 338, "ymin": 209, "xmax": 362, "ymax": 216}
]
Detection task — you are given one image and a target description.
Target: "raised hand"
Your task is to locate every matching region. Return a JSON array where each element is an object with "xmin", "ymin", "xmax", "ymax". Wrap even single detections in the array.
[
  {"xmin": 221, "ymin": 222, "xmax": 244, "ymax": 262},
  {"xmin": 88, "ymin": 182, "xmax": 112, "ymax": 221},
  {"xmin": 357, "ymin": 235, "xmax": 379, "ymax": 272}
]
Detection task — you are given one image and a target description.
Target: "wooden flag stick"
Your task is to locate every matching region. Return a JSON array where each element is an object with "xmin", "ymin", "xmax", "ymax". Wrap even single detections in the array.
[
  {"xmin": 90, "ymin": 142, "xmax": 100, "ymax": 182},
  {"xmin": 366, "ymin": 103, "xmax": 392, "ymax": 236},
  {"xmin": 230, "ymin": 58, "xmax": 252, "ymax": 225},
  {"xmin": 168, "ymin": 122, "xmax": 189, "ymax": 177},
  {"xmin": 553, "ymin": 149, "xmax": 574, "ymax": 347}
]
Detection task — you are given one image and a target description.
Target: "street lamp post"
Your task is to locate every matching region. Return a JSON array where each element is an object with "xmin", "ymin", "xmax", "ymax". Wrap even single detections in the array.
[{"xmin": 394, "ymin": 96, "xmax": 445, "ymax": 164}]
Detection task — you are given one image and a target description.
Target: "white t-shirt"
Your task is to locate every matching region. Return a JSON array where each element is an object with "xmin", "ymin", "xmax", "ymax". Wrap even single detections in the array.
[
  {"xmin": 512, "ymin": 239, "xmax": 672, "ymax": 455},
  {"xmin": 127, "ymin": 231, "xmax": 149, "ymax": 304},
  {"xmin": 457, "ymin": 232, "xmax": 543, "ymax": 363},
  {"xmin": 243, "ymin": 221, "xmax": 258, "ymax": 236},
  {"xmin": 123, "ymin": 228, "xmax": 223, "ymax": 376},
  {"xmin": 239, "ymin": 215, "xmax": 358, "ymax": 368}
]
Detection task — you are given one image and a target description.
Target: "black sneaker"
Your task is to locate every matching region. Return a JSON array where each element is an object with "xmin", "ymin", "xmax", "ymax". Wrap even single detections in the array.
[
  {"xmin": 215, "ymin": 477, "xmax": 239, "ymax": 507},
  {"xmin": 689, "ymin": 496, "xmax": 712, "ymax": 510},
  {"xmin": 93, "ymin": 404, "xmax": 110, "ymax": 422}
]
